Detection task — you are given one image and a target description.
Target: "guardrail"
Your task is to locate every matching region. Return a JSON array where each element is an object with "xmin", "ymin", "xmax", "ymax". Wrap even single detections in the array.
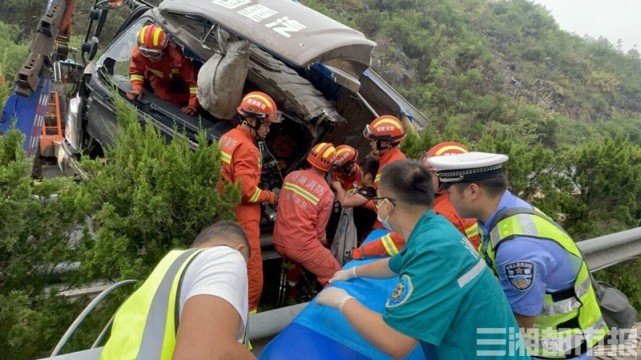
[
  {"xmin": 41, "ymin": 226, "xmax": 641, "ymax": 359},
  {"xmin": 578, "ymin": 227, "xmax": 641, "ymax": 272}
]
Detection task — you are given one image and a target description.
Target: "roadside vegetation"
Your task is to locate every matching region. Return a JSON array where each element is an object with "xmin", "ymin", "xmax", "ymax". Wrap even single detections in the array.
[{"xmin": 1, "ymin": 0, "xmax": 640, "ymax": 358}]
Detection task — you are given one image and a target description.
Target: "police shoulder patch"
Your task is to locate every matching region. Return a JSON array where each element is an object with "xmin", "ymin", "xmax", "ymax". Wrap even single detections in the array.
[
  {"xmin": 504, "ymin": 261, "xmax": 535, "ymax": 291},
  {"xmin": 386, "ymin": 274, "xmax": 414, "ymax": 308}
]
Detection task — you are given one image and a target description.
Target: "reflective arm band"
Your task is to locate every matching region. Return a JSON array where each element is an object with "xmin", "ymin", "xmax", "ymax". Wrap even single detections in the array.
[
  {"xmin": 381, "ymin": 234, "xmax": 399, "ymax": 256},
  {"xmin": 131, "ymin": 74, "xmax": 145, "ymax": 82},
  {"xmin": 248, "ymin": 188, "xmax": 262, "ymax": 203}
]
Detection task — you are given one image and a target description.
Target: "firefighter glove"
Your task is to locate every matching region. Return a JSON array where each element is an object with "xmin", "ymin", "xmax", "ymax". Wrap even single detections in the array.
[
  {"xmin": 328, "ymin": 266, "xmax": 358, "ymax": 284},
  {"xmin": 316, "ymin": 287, "xmax": 354, "ymax": 312}
]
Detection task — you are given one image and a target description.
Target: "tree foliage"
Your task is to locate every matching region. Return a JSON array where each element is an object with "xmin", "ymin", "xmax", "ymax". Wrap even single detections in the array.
[
  {"xmin": 75, "ymin": 95, "xmax": 240, "ymax": 282},
  {"xmin": 0, "ymin": 125, "xmax": 90, "ymax": 359}
]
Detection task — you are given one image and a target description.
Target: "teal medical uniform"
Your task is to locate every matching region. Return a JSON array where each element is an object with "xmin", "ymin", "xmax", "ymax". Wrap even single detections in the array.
[{"xmin": 383, "ymin": 210, "xmax": 530, "ymax": 359}]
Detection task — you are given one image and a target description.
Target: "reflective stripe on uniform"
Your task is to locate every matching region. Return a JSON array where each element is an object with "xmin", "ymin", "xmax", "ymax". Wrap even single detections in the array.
[
  {"xmin": 248, "ymin": 188, "xmax": 262, "ymax": 203},
  {"xmin": 136, "ymin": 249, "xmax": 201, "ymax": 359},
  {"xmin": 221, "ymin": 151, "xmax": 231, "ymax": 164},
  {"xmin": 465, "ymin": 223, "xmax": 479, "ymax": 239},
  {"xmin": 189, "ymin": 87, "xmax": 197, "ymax": 94},
  {"xmin": 284, "ymin": 183, "xmax": 319, "ymax": 205},
  {"xmin": 149, "ymin": 69, "xmax": 164, "ymax": 78},
  {"xmin": 541, "ymin": 277, "xmax": 591, "ymax": 316},
  {"xmin": 527, "ymin": 317, "xmax": 608, "ymax": 354},
  {"xmin": 380, "ymin": 234, "xmax": 398, "ymax": 256},
  {"xmin": 375, "ymin": 173, "xmax": 381, "ymax": 184},
  {"xmin": 457, "ymin": 259, "xmax": 485, "ymax": 288},
  {"xmin": 131, "ymin": 74, "xmax": 145, "ymax": 82}
]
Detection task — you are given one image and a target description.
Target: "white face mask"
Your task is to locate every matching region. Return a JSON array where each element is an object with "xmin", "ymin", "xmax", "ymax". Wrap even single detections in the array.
[{"xmin": 376, "ymin": 198, "xmax": 394, "ymax": 232}]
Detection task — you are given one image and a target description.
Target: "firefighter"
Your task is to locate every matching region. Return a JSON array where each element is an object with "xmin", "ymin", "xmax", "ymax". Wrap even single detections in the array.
[
  {"xmin": 362, "ymin": 115, "xmax": 406, "ymax": 189},
  {"xmin": 217, "ymin": 91, "xmax": 281, "ymax": 313},
  {"xmin": 128, "ymin": 24, "xmax": 200, "ymax": 115},
  {"xmin": 273, "ymin": 143, "xmax": 341, "ymax": 287},
  {"xmin": 428, "ymin": 152, "xmax": 608, "ymax": 359},
  {"xmin": 331, "ymin": 145, "xmax": 360, "ymax": 191},
  {"xmin": 331, "ymin": 156, "xmax": 379, "ymax": 243},
  {"xmin": 359, "ymin": 115, "xmax": 407, "ymax": 256},
  {"xmin": 352, "ymin": 142, "xmax": 481, "ymax": 259}
]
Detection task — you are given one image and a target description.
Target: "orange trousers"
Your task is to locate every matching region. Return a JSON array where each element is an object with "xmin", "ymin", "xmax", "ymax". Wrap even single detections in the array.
[
  {"xmin": 274, "ymin": 243, "xmax": 340, "ymax": 286},
  {"xmin": 236, "ymin": 213, "xmax": 262, "ymax": 312}
]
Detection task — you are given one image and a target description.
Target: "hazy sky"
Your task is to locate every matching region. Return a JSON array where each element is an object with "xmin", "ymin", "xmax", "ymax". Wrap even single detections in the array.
[{"xmin": 532, "ymin": 0, "xmax": 641, "ymax": 51}]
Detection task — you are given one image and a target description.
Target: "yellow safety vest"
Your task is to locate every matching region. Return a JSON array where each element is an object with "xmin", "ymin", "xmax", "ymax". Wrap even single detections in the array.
[
  {"xmin": 101, "ymin": 249, "xmax": 204, "ymax": 360},
  {"xmin": 482, "ymin": 209, "xmax": 608, "ymax": 358}
]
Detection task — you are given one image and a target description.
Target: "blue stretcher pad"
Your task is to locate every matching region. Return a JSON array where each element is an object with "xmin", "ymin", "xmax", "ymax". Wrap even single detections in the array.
[{"xmin": 260, "ymin": 229, "xmax": 436, "ymax": 359}]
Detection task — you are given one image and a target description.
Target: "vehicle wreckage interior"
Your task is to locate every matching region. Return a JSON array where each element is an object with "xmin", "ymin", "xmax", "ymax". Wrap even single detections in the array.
[{"xmin": 93, "ymin": 11, "xmax": 384, "ymax": 190}]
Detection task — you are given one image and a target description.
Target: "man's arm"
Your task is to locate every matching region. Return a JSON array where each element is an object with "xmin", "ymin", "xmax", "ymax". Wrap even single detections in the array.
[
  {"xmin": 173, "ymin": 295, "xmax": 255, "ymax": 360},
  {"xmin": 331, "ymin": 258, "xmax": 396, "ymax": 283},
  {"xmin": 332, "ymin": 180, "xmax": 369, "ymax": 208},
  {"xmin": 514, "ymin": 313, "xmax": 535, "ymax": 329},
  {"xmin": 357, "ymin": 258, "xmax": 397, "ymax": 278},
  {"xmin": 234, "ymin": 147, "xmax": 275, "ymax": 205}
]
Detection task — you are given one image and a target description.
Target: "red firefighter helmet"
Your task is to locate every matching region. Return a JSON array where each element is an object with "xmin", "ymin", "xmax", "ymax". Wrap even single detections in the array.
[
  {"xmin": 419, "ymin": 141, "xmax": 468, "ymax": 166},
  {"xmin": 363, "ymin": 115, "xmax": 405, "ymax": 143},
  {"xmin": 307, "ymin": 143, "xmax": 336, "ymax": 172},
  {"xmin": 334, "ymin": 145, "xmax": 359, "ymax": 167},
  {"xmin": 137, "ymin": 24, "xmax": 168, "ymax": 58},
  {"xmin": 237, "ymin": 91, "xmax": 282, "ymax": 123}
]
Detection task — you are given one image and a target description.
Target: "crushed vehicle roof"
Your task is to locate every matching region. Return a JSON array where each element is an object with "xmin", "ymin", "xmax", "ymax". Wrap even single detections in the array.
[{"xmin": 158, "ymin": 0, "xmax": 376, "ymax": 76}]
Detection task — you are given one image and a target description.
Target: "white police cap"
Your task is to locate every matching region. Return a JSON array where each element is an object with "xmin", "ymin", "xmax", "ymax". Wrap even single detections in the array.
[{"xmin": 427, "ymin": 152, "xmax": 509, "ymax": 183}]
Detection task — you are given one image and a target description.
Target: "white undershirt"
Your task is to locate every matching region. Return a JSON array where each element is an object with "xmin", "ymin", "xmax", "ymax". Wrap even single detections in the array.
[{"xmin": 178, "ymin": 246, "xmax": 248, "ymax": 341}]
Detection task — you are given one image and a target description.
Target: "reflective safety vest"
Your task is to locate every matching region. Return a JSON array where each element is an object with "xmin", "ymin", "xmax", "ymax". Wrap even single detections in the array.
[
  {"xmin": 101, "ymin": 249, "xmax": 251, "ymax": 359},
  {"xmin": 482, "ymin": 209, "xmax": 608, "ymax": 358}
]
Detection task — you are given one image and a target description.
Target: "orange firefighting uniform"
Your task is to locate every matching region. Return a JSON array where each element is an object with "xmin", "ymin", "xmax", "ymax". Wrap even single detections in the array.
[
  {"xmin": 352, "ymin": 193, "xmax": 480, "ymax": 259},
  {"xmin": 373, "ymin": 146, "xmax": 406, "ymax": 189},
  {"xmin": 217, "ymin": 126, "xmax": 275, "ymax": 312},
  {"xmin": 331, "ymin": 164, "xmax": 361, "ymax": 191},
  {"xmin": 273, "ymin": 169, "xmax": 340, "ymax": 285},
  {"xmin": 365, "ymin": 145, "xmax": 406, "ymax": 229},
  {"xmin": 129, "ymin": 45, "xmax": 199, "ymax": 110}
]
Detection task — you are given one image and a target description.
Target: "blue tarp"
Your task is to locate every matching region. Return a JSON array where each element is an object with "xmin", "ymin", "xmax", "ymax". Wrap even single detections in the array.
[
  {"xmin": 1, "ymin": 79, "xmax": 52, "ymax": 155},
  {"xmin": 260, "ymin": 229, "xmax": 436, "ymax": 359}
]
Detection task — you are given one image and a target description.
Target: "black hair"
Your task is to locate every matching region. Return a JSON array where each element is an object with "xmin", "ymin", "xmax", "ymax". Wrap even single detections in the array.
[
  {"xmin": 192, "ymin": 220, "xmax": 250, "ymax": 258},
  {"xmin": 452, "ymin": 172, "xmax": 509, "ymax": 198},
  {"xmin": 359, "ymin": 156, "xmax": 379, "ymax": 180},
  {"xmin": 380, "ymin": 160, "xmax": 434, "ymax": 207}
]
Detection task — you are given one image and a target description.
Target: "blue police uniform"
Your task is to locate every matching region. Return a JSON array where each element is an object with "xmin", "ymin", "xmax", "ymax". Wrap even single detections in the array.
[
  {"xmin": 479, "ymin": 190, "xmax": 590, "ymax": 360},
  {"xmin": 383, "ymin": 210, "xmax": 530, "ymax": 359}
]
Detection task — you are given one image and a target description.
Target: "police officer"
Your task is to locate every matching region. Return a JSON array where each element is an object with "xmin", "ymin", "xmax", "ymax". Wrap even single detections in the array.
[
  {"xmin": 317, "ymin": 160, "xmax": 528, "ymax": 359},
  {"xmin": 428, "ymin": 151, "xmax": 608, "ymax": 359}
]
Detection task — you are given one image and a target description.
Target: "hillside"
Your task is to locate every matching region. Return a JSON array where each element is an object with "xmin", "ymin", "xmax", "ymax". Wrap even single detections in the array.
[{"xmin": 305, "ymin": 0, "xmax": 641, "ymax": 147}]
